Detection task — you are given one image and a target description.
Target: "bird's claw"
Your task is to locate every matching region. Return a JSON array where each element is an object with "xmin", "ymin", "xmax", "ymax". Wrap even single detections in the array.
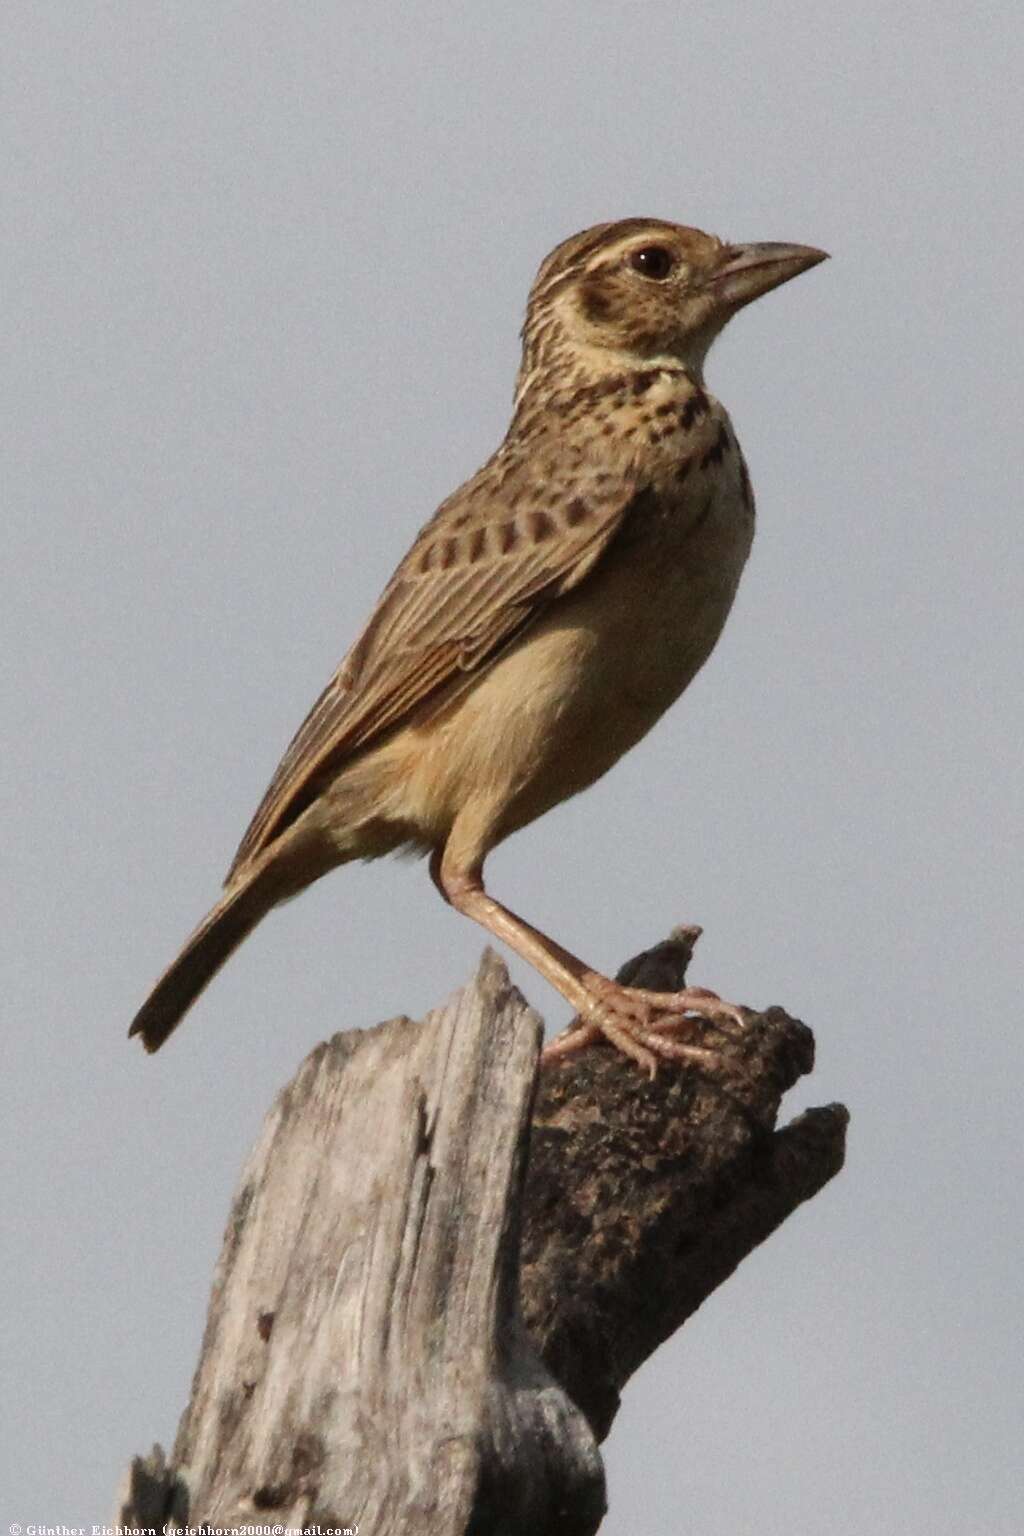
[{"xmin": 541, "ymin": 978, "xmax": 748, "ymax": 1077}]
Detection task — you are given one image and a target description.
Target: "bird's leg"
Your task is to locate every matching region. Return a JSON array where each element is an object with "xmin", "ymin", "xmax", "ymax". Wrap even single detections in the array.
[{"xmin": 431, "ymin": 852, "xmax": 746, "ymax": 1076}]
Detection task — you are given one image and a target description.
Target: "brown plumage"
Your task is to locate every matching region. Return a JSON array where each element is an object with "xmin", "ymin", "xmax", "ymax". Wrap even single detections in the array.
[{"xmin": 130, "ymin": 218, "xmax": 826, "ymax": 1069}]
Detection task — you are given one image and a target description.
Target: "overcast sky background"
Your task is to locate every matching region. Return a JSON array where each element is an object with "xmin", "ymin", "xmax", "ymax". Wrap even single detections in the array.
[{"xmin": 4, "ymin": 3, "xmax": 1022, "ymax": 1530}]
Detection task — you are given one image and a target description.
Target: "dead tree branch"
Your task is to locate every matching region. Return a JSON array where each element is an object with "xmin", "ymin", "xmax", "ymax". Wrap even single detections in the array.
[{"xmin": 119, "ymin": 931, "xmax": 846, "ymax": 1534}]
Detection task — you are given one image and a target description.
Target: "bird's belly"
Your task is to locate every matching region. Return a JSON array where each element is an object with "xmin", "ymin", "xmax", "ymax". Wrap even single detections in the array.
[
  {"xmin": 386, "ymin": 476, "xmax": 753, "ymax": 854},
  {"xmin": 573, "ymin": 468, "xmax": 750, "ymax": 696}
]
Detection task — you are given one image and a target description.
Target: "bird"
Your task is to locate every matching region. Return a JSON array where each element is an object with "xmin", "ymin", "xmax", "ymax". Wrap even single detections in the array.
[{"xmin": 130, "ymin": 217, "xmax": 827, "ymax": 1072}]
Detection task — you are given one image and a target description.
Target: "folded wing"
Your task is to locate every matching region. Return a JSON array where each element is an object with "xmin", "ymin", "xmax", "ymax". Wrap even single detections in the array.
[{"xmin": 227, "ymin": 443, "xmax": 647, "ymax": 881}]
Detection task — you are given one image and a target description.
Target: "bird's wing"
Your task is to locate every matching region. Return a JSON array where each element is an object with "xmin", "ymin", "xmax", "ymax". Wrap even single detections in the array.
[{"xmin": 227, "ymin": 448, "xmax": 647, "ymax": 879}]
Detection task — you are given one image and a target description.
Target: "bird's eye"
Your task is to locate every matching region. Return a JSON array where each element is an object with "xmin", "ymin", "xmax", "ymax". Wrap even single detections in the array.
[{"xmin": 629, "ymin": 246, "xmax": 675, "ymax": 280}]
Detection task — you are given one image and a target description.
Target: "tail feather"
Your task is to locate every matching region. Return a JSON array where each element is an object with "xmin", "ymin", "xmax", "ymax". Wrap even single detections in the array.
[
  {"xmin": 129, "ymin": 864, "xmax": 282, "ymax": 1053},
  {"xmin": 129, "ymin": 755, "xmax": 406, "ymax": 1054}
]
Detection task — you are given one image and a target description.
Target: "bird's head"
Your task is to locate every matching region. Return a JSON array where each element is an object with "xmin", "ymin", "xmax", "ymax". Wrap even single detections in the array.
[{"xmin": 518, "ymin": 218, "xmax": 827, "ymax": 395}]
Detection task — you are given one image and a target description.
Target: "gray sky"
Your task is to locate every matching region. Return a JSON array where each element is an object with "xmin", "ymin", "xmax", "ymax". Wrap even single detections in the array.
[{"xmin": 4, "ymin": 2, "xmax": 1022, "ymax": 1530}]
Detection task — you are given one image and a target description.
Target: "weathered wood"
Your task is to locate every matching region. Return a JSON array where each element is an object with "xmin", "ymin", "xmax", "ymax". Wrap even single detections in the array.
[
  {"xmin": 120, "ymin": 952, "xmax": 602, "ymax": 1532},
  {"xmin": 118, "ymin": 933, "xmax": 846, "ymax": 1533}
]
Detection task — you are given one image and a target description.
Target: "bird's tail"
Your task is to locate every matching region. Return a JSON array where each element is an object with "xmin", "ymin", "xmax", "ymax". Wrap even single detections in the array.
[
  {"xmin": 129, "ymin": 853, "xmax": 295, "ymax": 1054},
  {"xmin": 129, "ymin": 750, "xmax": 411, "ymax": 1054}
]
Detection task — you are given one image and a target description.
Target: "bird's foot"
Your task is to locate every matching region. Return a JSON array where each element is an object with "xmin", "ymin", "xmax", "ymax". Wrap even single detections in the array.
[{"xmin": 541, "ymin": 975, "xmax": 747, "ymax": 1077}]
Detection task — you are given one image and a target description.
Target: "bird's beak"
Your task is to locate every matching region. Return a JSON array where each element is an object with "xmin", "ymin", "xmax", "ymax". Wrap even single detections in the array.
[{"xmin": 708, "ymin": 242, "xmax": 829, "ymax": 311}]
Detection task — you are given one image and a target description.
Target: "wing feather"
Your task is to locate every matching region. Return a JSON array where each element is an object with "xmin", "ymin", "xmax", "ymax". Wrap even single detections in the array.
[{"xmin": 226, "ymin": 448, "xmax": 644, "ymax": 879}]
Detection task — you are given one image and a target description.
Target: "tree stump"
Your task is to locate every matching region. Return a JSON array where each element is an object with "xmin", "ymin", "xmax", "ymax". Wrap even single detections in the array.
[{"xmin": 118, "ymin": 931, "xmax": 847, "ymax": 1534}]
